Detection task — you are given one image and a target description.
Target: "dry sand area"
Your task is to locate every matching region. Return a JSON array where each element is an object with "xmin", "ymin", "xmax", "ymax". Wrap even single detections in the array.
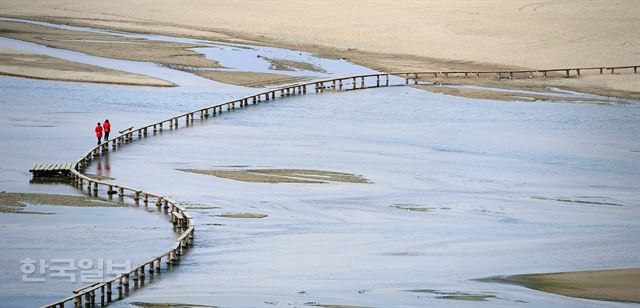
[
  {"xmin": 0, "ymin": 48, "xmax": 174, "ymax": 86},
  {"xmin": 0, "ymin": 0, "xmax": 638, "ymax": 97},
  {"xmin": 485, "ymin": 268, "xmax": 640, "ymax": 303}
]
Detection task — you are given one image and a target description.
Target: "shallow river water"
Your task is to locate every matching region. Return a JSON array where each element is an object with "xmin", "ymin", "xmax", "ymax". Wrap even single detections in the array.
[
  {"xmin": 0, "ymin": 18, "xmax": 639, "ymax": 308},
  {"xmin": 86, "ymin": 87, "xmax": 638, "ymax": 308}
]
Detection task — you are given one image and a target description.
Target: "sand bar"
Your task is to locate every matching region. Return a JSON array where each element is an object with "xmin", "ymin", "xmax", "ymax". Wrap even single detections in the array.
[
  {"xmin": 0, "ymin": 48, "xmax": 174, "ymax": 86},
  {"xmin": 194, "ymin": 71, "xmax": 308, "ymax": 88},
  {"xmin": 481, "ymin": 268, "xmax": 640, "ymax": 303}
]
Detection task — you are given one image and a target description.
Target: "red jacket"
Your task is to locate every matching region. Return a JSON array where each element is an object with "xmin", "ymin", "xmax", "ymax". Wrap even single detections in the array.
[
  {"xmin": 103, "ymin": 122, "xmax": 111, "ymax": 133},
  {"xmin": 95, "ymin": 125, "xmax": 103, "ymax": 138}
]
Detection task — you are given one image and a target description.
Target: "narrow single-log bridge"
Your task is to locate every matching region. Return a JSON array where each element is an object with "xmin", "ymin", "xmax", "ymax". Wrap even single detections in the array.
[{"xmin": 37, "ymin": 65, "xmax": 638, "ymax": 308}]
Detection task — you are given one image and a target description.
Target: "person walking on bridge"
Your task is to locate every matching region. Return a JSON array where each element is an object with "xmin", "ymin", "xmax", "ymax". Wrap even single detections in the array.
[
  {"xmin": 95, "ymin": 122, "xmax": 103, "ymax": 145},
  {"xmin": 103, "ymin": 119, "xmax": 111, "ymax": 141}
]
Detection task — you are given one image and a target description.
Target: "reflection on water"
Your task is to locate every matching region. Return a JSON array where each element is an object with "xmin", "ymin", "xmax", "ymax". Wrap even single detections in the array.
[{"xmin": 96, "ymin": 154, "xmax": 111, "ymax": 178}]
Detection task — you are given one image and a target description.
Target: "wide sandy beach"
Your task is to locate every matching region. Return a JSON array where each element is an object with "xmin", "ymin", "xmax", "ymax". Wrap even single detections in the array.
[{"xmin": 1, "ymin": 0, "xmax": 638, "ymax": 96}]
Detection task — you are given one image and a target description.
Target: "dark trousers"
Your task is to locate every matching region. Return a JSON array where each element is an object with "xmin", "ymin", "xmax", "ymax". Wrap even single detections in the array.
[
  {"xmin": 104, "ymin": 132, "xmax": 110, "ymax": 141},
  {"xmin": 97, "ymin": 136, "xmax": 102, "ymax": 144}
]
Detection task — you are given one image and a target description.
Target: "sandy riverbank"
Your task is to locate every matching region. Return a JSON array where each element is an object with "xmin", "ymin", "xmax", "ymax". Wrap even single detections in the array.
[
  {"xmin": 482, "ymin": 268, "xmax": 640, "ymax": 303},
  {"xmin": 0, "ymin": 48, "xmax": 175, "ymax": 86},
  {"xmin": 0, "ymin": 0, "xmax": 638, "ymax": 98},
  {"xmin": 0, "ymin": 20, "xmax": 315, "ymax": 87}
]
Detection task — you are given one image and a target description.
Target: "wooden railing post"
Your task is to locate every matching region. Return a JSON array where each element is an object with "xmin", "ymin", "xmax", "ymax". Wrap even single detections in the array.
[{"xmin": 100, "ymin": 285, "xmax": 105, "ymax": 306}]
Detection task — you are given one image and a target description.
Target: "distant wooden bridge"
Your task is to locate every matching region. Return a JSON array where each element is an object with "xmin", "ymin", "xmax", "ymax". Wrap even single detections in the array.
[
  {"xmin": 37, "ymin": 64, "xmax": 638, "ymax": 308},
  {"xmin": 393, "ymin": 65, "xmax": 639, "ymax": 84}
]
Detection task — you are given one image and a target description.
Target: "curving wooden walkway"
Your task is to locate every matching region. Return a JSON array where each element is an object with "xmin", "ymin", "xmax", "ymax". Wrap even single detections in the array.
[
  {"xmin": 39, "ymin": 65, "xmax": 638, "ymax": 307},
  {"xmin": 40, "ymin": 72, "xmax": 393, "ymax": 308}
]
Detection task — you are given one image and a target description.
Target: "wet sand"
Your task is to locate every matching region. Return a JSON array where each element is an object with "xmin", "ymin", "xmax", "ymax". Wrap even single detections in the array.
[
  {"xmin": 259, "ymin": 56, "xmax": 326, "ymax": 73},
  {"xmin": 213, "ymin": 213, "xmax": 268, "ymax": 219},
  {"xmin": 407, "ymin": 289, "xmax": 497, "ymax": 302},
  {"xmin": 177, "ymin": 168, "xmax": 370, "ymax": 184},
  {"xmin": 131, "ymin": 303, "xmax": 216, "ymax": 308},
  {"xmin": 194, "ymin": 71, "xmax": 308, "ymax": 88},
  {"xmin": 1, "ymin": 1, "xmax": 637, "ymax": 98},
  {"xmin": 0, "ymin": 48, "xmax": 174, "ymax": 87},
  {"xmin": 483, "ymin": 268, "xmax": 640, "ymax": 303},
  {"xmin": 0, "ymin": 191, "xmax": 124, "ymax": 214},
  {"xmin": 415, "ymin": 74, "xmax": 640, "ymax": 102}
]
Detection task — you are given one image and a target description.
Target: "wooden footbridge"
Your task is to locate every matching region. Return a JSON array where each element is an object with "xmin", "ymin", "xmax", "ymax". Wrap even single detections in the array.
[
  {"xmin": 37, "ymin": 65, "xmax": 638, "ymax": 308},
  {"xmin": 393, "ymin": 65, "xmax": 639, "ymax": 84}
]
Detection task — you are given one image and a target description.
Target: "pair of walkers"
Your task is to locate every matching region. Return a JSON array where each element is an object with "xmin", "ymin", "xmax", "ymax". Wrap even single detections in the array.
[{"xmin": 95, "ymin": 120, "xmax": 111, "ymax": 145}]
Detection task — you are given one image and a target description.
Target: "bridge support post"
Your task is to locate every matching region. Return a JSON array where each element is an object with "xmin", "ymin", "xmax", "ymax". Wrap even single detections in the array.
[
  {"xmin": 352, "ymin": 77, "xmax": 356, "ymax": 89},
  {"xmin": 106, "ymin": 282, "xmax": 112, "ymax": 302}
]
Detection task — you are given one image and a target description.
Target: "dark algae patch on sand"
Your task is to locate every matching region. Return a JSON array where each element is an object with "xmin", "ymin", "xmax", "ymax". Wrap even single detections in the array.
[
  {"xmin": 0, "ymin": 191, "xmax": 124, "ymax": 214},
  {"xmin": 477, "ymin": 268, "xmax": 640, "ymax": 303},
  {"xmin": 211, "ymin": 213, "xmax": 268, "ymax": 219},
  {"xmin": 529, "ymin": 196, "xmax": 623, "ymax": 206},
  {"xmin": 131, "ymin": 303, "xmax": 217, "ymax": 308},
  {"xmin": 177, "ymin": 168, "xmax": 370, "ymax": 184},
  {"xmin": 407, "ymin": 289, "xmax": 496, "ymax": 301}
]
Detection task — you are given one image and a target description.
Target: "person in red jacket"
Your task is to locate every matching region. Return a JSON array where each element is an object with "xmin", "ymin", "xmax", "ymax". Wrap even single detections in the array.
[
  {"xmin": 95, "ymin": 122, "xmax": 103, "ymax": 145},
  {"xmin": 103, "ymin": 119, "xmax": 111, "ymax": 141}
]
